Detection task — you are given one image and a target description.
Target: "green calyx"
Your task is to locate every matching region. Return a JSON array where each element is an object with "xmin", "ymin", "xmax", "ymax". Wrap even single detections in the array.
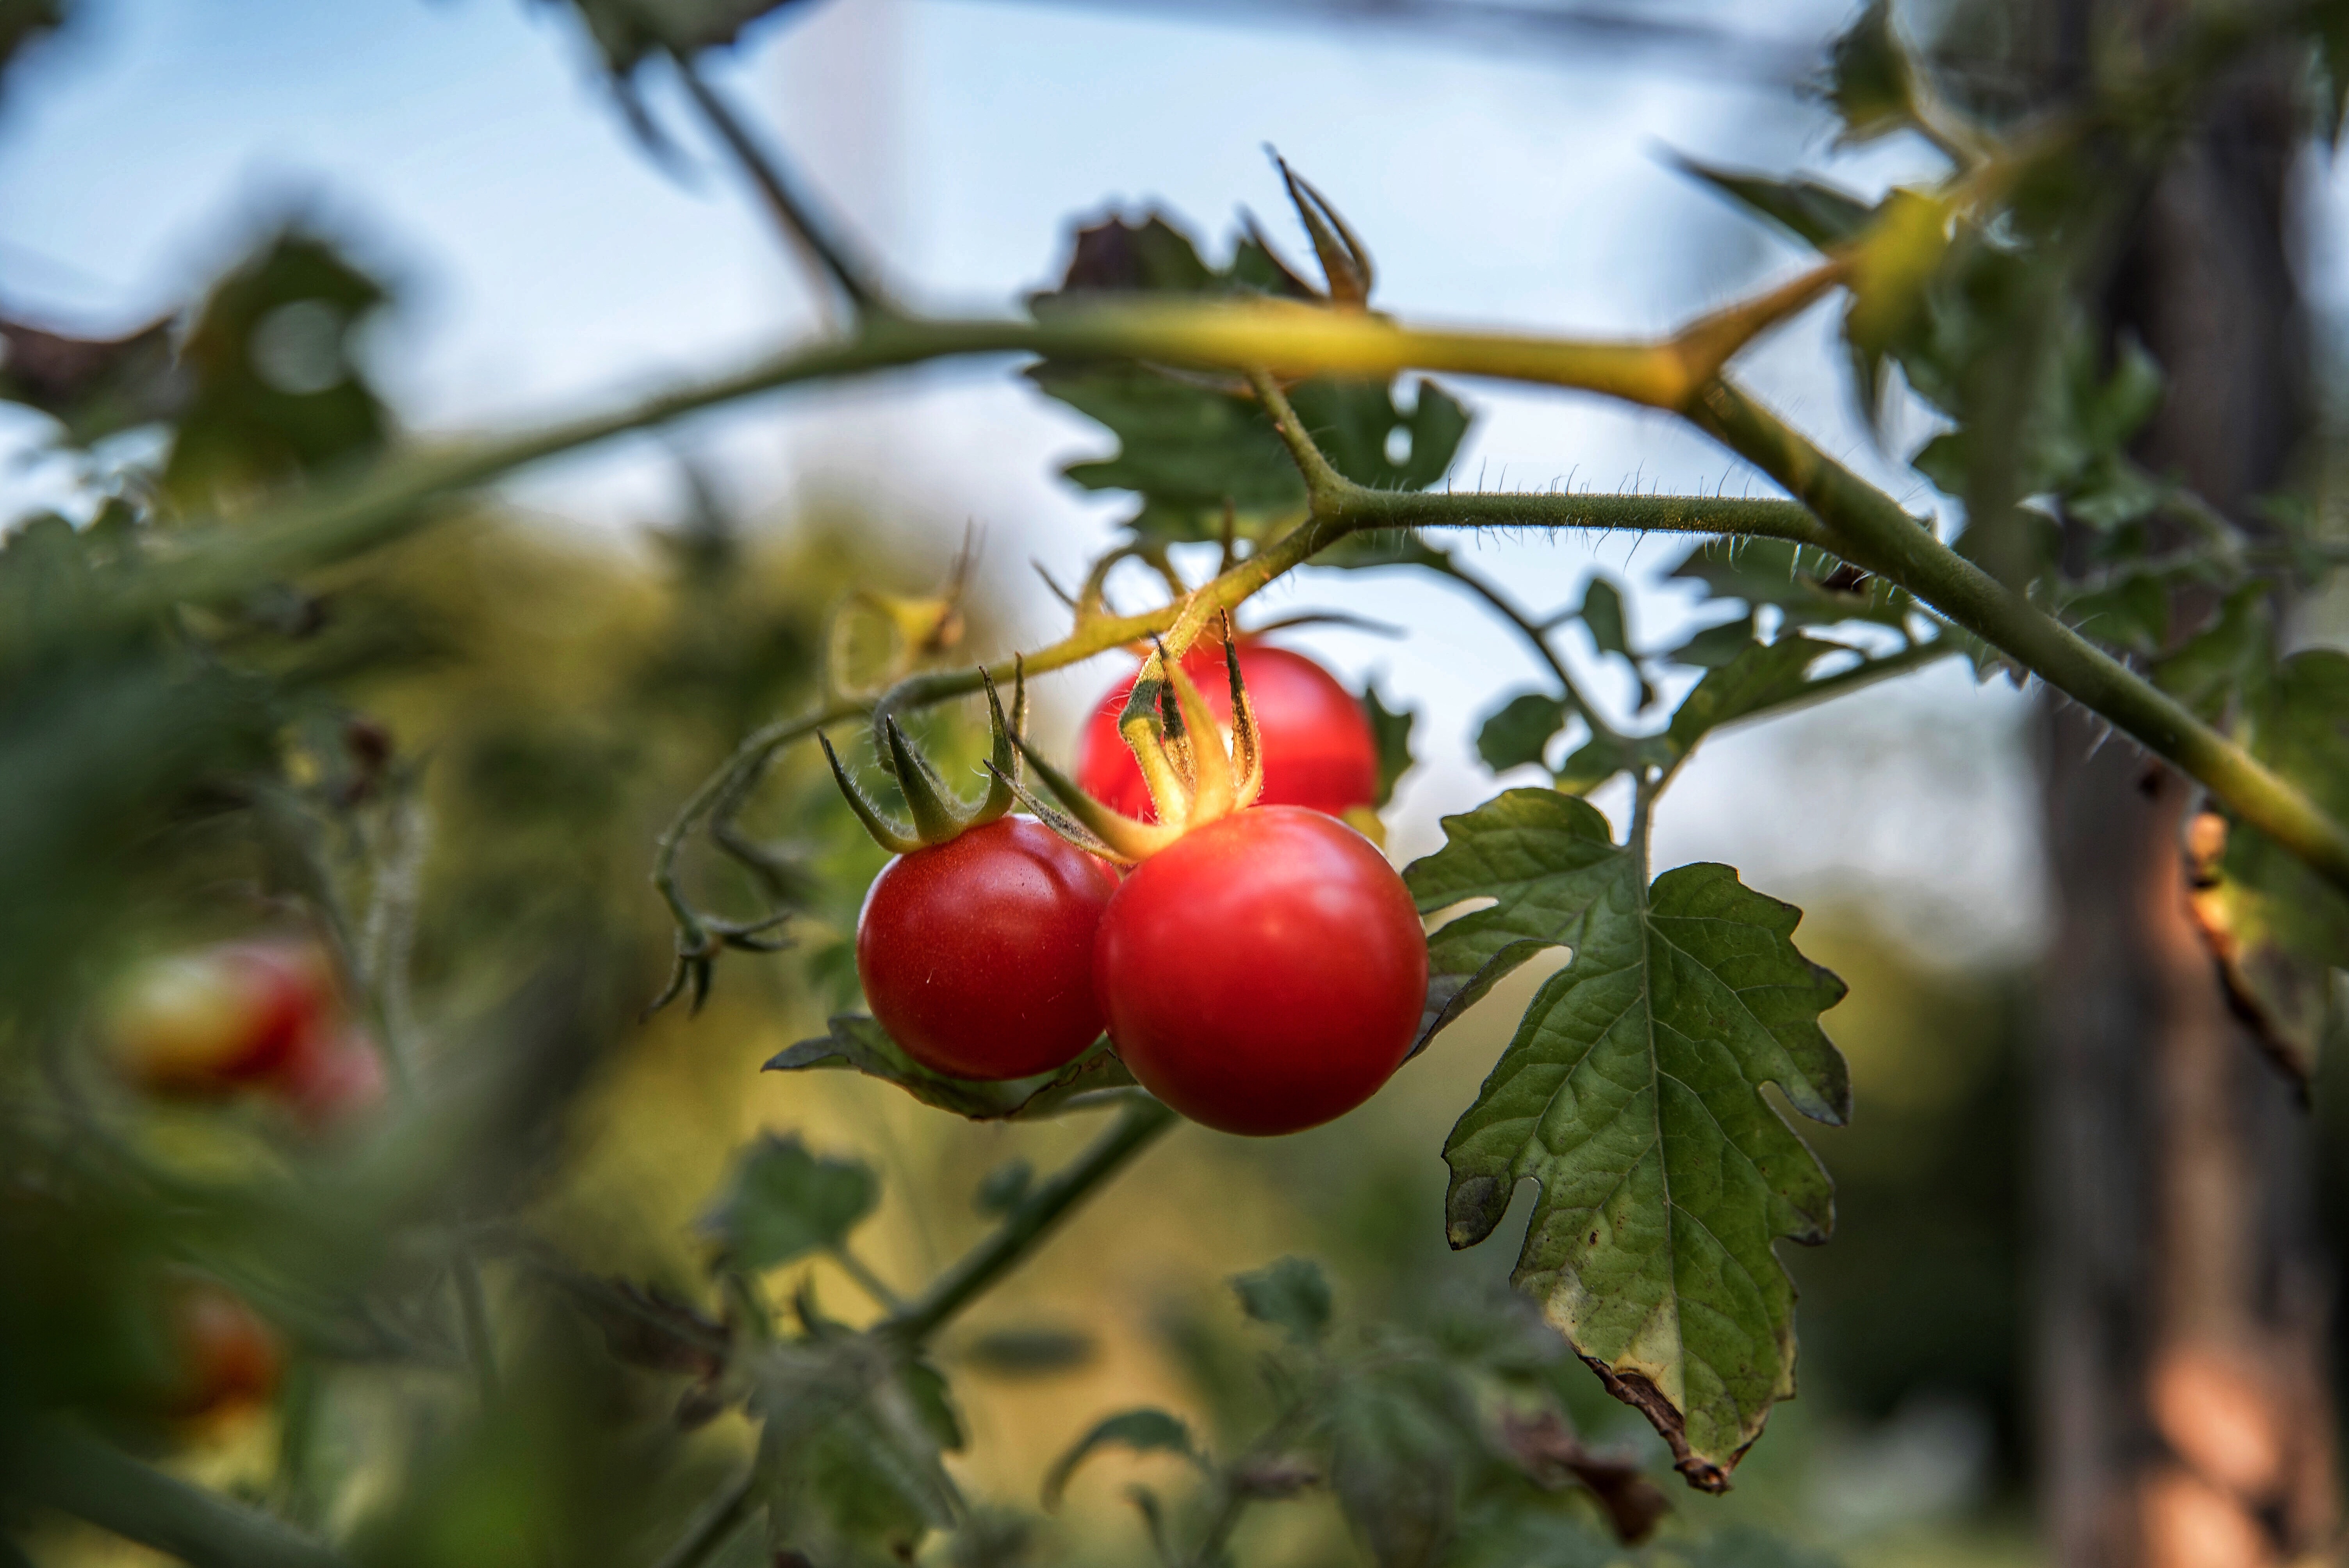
[
  {"xmin": 822, "ymin": 663, "xmax": 1028, "ymax": 855},
  {"xmin": 998, "ymin": 633, "xmax": 1264, "ymax": 866}
]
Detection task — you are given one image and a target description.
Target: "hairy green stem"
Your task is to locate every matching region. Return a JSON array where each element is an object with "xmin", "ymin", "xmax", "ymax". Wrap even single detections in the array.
[
  {"xmin": 5, "ymin": 1421, "xmax": 355, "ymax": 1568},
  {"xmin": 882, "ymin": 1097, "xmax": 1178, "ymax": 1345},
  {"xmin": 1690, "ymin": 378, "xmax": 2349, "ymax": 891},
  {"xmin": 118, "ymin": 295, "xmax": 1790, "ymax": 643}
]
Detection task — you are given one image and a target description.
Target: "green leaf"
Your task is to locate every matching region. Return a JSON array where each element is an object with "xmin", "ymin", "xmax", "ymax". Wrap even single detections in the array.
[
  {"xmin": 975, "ymin": 1160, "xmax": 1034, "ymax": 1215},
  {"xmin": 1404, "ymin": 790, "xmax": 1848, "ymax": 1489},
  {"xmin": 2189, "ymin": 650, "xmax": 2349, "ymax": 1085},
  {"xmin": 1052, "ymin": 213, "xmax": 1220, "ymax": 294},
  {"xmin": 754, "ymin": 1337, "xmax": 963, "ymax": 1563},
  {"xmin": 1476, "ymin": 691, "xmax": 1571, "ymax": 773},
  {"xmin": 1028, "ymin": 358, "xmax": 1305, "ymax": 541},
  {"xmin": 0, "ymin": 314, "xmax": 179, "ymax": 448},
  {"xmin": 555, "ymin": 0, "xmax": 808, "ymax": 72},
  {"xmin": 1665, "ymin": 634, "xmax": 1846, "ymax": 754},
  {"xmin": 1026, "ymin": 209, "xmax": 1468, "ymax": 542},
  {"xmin": 1661, "ymin": 614, "xmax": 1756, "ymax": 670},
  {"xmin": 1551, "ymin": 731, "xmax": 1674, "ymax": 798},
  {"xmin": 1580, "ymin": 579, "xmax": 1632, "ymax": 662},
  {"xmin": 1328, "ymin": 1368, "xmax": 1466, "ymax": 1568},
  {"xmin": 765, "ymin": 1014, "xmax": 1139, "ymax": 1121},
  {"xmin": 703, "ymin": 1134, "xmax": 877, "ymax": 1272},
  {"xmin": 1675, "ymin": 160, "xmax": 1874, "ymax": 252},
  {"xmin": 1289, "ymin": 376, "xmax": 1471, "ymax": 494},
  {"xmin": 1362, "ymin": 684, "xmax": 1416, "ymax": 809},
  {"xmin": 2153, "ymin": 584, "xmax": 2273, "ymax": 722},
  {"xmin": 1232, "ymin": 1256, "xmax": 1333, "ymax": 1344},
  {"xmin": 1824, "ymin": 0, "xmax": 1919, "ymax": 146},
  {"xmin": 164, "ymin": 228, "xmax": 393, "ymax": 508},
  {"xmin": 1041, "ymin": 1408, "xmax": 1198, "ymax": 1508}
]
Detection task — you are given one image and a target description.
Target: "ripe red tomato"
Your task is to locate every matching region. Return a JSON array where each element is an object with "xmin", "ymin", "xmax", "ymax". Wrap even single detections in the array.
[
  {"xmin": 164, "ymin": 1280, "xmax": 282, "ymax": 1419},
  {"xmin": 111, "ymin": 941, "xmax": 333, "ymax": 1094},
  {"xmin": 1076, "ymin": 642, "xmax": 1377, "ymax": 821},
  {"xmin": 279, "ymin": 1030, "xmax": 389, "ymax": 1131},
  {"xmin": 1091, "ymin": 806, "xmax": 1425, "ymax": 1135},
  {"xmin": 857, "ymin": 816, "xmax": 1120, "ymax": 1080}
]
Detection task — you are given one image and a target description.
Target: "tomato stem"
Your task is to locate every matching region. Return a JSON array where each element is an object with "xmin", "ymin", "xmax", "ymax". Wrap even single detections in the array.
[{"xmin": 882, "ymin": 1096, "xmax": 1178, "ymax": 1344}]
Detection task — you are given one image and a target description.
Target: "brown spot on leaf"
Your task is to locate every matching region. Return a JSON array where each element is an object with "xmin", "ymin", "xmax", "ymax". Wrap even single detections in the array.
[{"xmin": 1582, "ymin": 1357, "xmax": 1739, "ymax": 1494}]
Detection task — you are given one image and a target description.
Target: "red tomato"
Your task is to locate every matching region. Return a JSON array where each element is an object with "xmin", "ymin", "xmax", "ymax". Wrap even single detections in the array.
[
  {"xmin": 1092, "ymin": 806, "xmax": 1425, "ymax": 1135},
  {"xmin": 279, "ymin": 1030, "xmax": 389, "ymax": 1131},
  {"xmin": 111, "ymin": 941, "xmax": 333, "ymax": 1094},
  {"xmin": 857, "ymin": 816, "xmax": 1120, "ymax": 1080},
  {"xmin": 164, "ymin": 1281, "xmax": 282, "ymax": 1418},
  {"xmin": 1076, "ymin": 642, "xmax": 1377, "ymax": 821}
]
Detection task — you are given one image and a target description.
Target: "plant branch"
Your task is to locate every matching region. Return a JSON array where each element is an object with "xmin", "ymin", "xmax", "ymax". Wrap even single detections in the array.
[
  {"xmin": 114, "ymin": 290, "xmax": 1828, "ymax": 645},
  {"xmin": 5, "ymin": 1420, "xmax": 356, "ymax": 1568},
  {"xmin": 669, "ymin": 52, "xmax": 892, "ymax": 322},
  {"xmin": 1688, "ymin": 377, "xmax": 2349, "ymax": 892},
  {"xmin": 1424, "ymin": 553, "xmax": 1628, "ymax": 747},
  {"xmin": 827, "ymin": 1244, "xmax": 904, "ymax": 1313},
  {"xmin": 882, "ymin": 1096, "xmax": 1178, "ymax": 1345},
  {"xmin": 1246, "ymin": 368, "xmax": 1347, "ymax": 501}
]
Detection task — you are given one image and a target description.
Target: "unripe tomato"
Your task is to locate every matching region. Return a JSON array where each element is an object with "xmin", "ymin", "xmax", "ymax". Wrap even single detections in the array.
[
  {"xmin": 1077, "ymin": 642, "xmax": 1377, "ymax": 821},
  {"xmin": 164, "ymin": 1280, "xmax": 282, "ymax": 1419},
  {"xmin": 1092, "ymin": 806, "xmax": 1425, "ymax": 1135},
  {"xmin": 857, "ymin": 816, "xmax": 1119, "ymax": 1080},
  {"xmin": 110, "ymin": 941, "xmax": 332, "ymax": 1094}
]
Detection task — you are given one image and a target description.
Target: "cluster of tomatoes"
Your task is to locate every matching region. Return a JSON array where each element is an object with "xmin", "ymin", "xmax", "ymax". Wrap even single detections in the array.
[
  {"xmin": 109, "ymin": 937, "xmax": 386, "ymax": 1131},
  {"xmin": 851, "ymin": 639, "xmax": 1426, "ymax": 1137}
]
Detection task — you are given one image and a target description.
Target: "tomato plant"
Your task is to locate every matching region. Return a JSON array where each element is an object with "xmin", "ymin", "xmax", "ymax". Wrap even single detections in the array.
[
  {"xmin": 1091, "ymin": 805, "xmax": 1424, "ymax": 1135},
  {"xmin": 6, "ymin": 2, "xmax": 2347, "ymax": 1566},
  {"xmin": 1076, "ymin": 640, "xmax": 1377, "ymax": 822}
]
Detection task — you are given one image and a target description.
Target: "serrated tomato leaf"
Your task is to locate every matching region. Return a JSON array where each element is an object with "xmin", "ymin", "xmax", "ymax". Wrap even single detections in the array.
[
  {"xmin": 766, "ymin": 1014, "xmax": 1138, "ymax": 1120},
  {"xmin": 1404, "ymin": 789, "xmax": 1848, "ymax": 1490},
  {"xmin": 1027, "ymin": 209, "xmax": 1468, "ymax": 541},
  {"xmin": 702, "ymin": 1133, "xmax": 877, "ymax": 1272}
]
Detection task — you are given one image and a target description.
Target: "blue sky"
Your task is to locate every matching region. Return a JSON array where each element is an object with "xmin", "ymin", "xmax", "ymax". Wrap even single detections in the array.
[{"xmin": 13, "ymin": 0, "xmax": 2301, "ymax": 957}]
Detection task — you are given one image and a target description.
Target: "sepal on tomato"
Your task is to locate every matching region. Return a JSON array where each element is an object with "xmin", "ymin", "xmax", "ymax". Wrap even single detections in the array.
[
  {"xmin": 823, "ymin": 663, "xmax": 1031, "ymax": 855},
  {"xmin": 1006, "ymin": 634, "xmax": 1265, "ymax": 865}
]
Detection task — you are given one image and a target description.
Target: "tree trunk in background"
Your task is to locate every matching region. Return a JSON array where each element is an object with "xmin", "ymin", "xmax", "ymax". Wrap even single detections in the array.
[{"xmin": 2034, "ymin": 24, "xmax": 2335, "ymax": 1568}]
